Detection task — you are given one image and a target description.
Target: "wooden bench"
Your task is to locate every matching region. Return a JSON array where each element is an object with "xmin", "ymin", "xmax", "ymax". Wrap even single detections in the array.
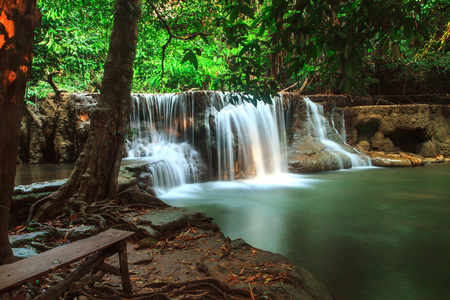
[{"xmin": 0, "ymin": 229, "xmax": 134, "ymax": 299}]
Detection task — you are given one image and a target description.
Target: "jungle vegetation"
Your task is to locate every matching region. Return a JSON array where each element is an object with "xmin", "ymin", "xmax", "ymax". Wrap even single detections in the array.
[
  {"xmin": 1, "ymin": 0, "xmax": 449, "ymax": 270},
  {"xmin": 27, "ymin": 0, "xmax": 450, "ymax": 100}
]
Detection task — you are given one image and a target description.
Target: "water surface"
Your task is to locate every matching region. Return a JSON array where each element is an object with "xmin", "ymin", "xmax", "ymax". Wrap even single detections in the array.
[{"xmin": 161, "ymin": 164, "xmax": 450, "ymax": 300}]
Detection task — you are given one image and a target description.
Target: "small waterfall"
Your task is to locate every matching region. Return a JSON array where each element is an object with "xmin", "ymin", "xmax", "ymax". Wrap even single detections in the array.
[
  {"xmin": 126, "ymin": 92, "xmax": 287, "ymax": 194},
  {"xmin": 127, "ymin": 93, "xmax": 200, "ymax": 194},
  {"xmin": 304, "ymin": 97, "xmax": 370, "ymax": 168},
  {"xmin": 212, "ymin": 94, "xmax": 287, "ymax": 180}
]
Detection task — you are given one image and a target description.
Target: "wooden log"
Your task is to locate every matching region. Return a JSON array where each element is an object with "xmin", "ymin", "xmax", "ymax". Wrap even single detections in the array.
[
  {"xmin": 118, "ymin": 241, "xmax": 132, "ymax": 295},
  {"xmin": 69, "ymin": 270, "xmax": 105, "ymax": 293}
]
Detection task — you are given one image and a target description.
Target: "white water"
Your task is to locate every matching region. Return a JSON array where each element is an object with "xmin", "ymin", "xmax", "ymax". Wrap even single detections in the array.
[
  {"xmin": 211, "ymin": 94, "xmax": 287, "ymax": 180},
  {"xmin": 304, "ymin": 97, "xmax": 371, "ymax": 168},
  {"xmin": 126, "ymin": 93, "xmax": 200, "ymax": 194},
  {"xmin": 126, "ymin": 92, "xmax": 287, "ymax": 194},
  {"xmin": 125, "ymin": 93, "xmax": 368, "ymax": 194}
]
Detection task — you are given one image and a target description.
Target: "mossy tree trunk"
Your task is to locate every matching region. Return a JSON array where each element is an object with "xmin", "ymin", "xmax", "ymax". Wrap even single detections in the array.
[
  {"xmin": 33, "ymin": 0, "xmax": 141, "ymax": 221},
  {"xmin": 0, "ymin": 0, "xmax": 41, "ymax": 267}
]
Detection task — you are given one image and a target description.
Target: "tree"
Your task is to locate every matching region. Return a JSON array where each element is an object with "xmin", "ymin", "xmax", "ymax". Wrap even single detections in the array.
[
  {"xmin": 0, "ymin": 0, "xmax": 41, "ymax": 266},
  {"xmin": 33, "ymin": 0, "xmax": 141, "ymax": 221},
  {"xmin": 220, "ymin": 0, "xmax": 448, "ymax": 97}
]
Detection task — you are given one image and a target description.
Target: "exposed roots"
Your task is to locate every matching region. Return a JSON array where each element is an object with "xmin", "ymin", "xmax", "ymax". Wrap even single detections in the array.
[{"xmin": 82, "ymin": 278, "xmax": 263, "ymax": 300}]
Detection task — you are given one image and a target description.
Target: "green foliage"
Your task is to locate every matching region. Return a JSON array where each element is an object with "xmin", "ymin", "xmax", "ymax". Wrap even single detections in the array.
[
  {"xmin": 221, "ymin": 0, "xmax": 450, "ymax": 97},
  {"xmin": 27, "ymin": 0, "xmax": 449, "ymax": 99},
  {"xmin": 28, "ymin": 0, "xmax": 113, "ymax": 97}
]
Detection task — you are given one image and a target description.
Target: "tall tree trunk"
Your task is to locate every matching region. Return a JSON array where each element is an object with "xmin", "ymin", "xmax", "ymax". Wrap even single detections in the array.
[
  {"xmin": 0, "ymin": 0, "xmax": 41, "ymax": 266},
  {"xmin": 33, "ymin": 0, "xmax": 141, "ymax": 221}
]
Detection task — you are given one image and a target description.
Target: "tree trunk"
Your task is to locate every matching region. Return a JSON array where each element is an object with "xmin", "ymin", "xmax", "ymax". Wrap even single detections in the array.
[
  {"xmin": 0, "ymin": 0, "xmax": 41, "ymax": 266},
  {"xmin": 33, "ymin": 0, "xmax": 141, "ymax": 221}
]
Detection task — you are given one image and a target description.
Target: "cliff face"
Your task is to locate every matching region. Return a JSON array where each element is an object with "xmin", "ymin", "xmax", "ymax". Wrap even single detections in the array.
[
  {"xmin": 19, "ymin": 93, "xmax": 97, "ymax": 163},
  {"xmin": 344, "ymin": 105, "xmax": 450, "ymax": 157},
  {"xmin": 19, "ymin": 92, "xmax": 450, "ymax": 169}
]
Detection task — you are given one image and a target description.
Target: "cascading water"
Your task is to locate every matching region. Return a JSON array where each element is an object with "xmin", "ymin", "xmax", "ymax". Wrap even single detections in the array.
[
  {"xmin": 304, "ymin": 97, "xmax": 371, "ymax": 168},
  {"xmin": 126, "ymin": 92, "xmax": 287, "ymax": 194},
  {"xmin": 125, "ymin": 93, "xmax": 368, "ymax": 194},
  {"xmin": 211, "ymin": 94, "xmax": 287, "ymax": 180},
  {"xmin": 126, "ymin": 93, "xmax": 201, "ymax": 194}
]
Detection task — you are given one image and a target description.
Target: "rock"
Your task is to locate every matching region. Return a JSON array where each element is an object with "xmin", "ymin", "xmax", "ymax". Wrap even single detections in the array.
[
  {"xmin": 423, "ymin": 157, "xmax": 438, "ymax": 164},
  {"xmin": 12, "ymin": 247, "xmax": 40, "ymax": 258},
  {"xmin": 9, "ymin": 231, "xmax": 48, "ymax": 248},
  {"xmin": 132, "ymin": 208, "xmax": 216, "ymax": 235},
  {"xmin": 136, "ymin": 237, "xmax": 159, "ymax": 249},
  {"xmin": 356, "ymin": 141, "xmax": 371, "ymax": 151},
  {"xmin": 416, "ymin": 140, "xmax": 437, "ymax": 157},
  {"xmin": 14, "ymin": 179, "xmax": 67, "ymax": 195},
  {"xmin": 365, "ymin": 151, "xmax": 424, "ymax": 167},
  {"xmin": 371, "ymin": 131, "xmax": 396, "ymax": 152},
  {"xmin": 346, "ymin": 104, "xmax": 450, "ymax": 156},
  {"xmin": 118, "ymin": 190, "xmax": 169, "ymax": 208},
  {"xmin": 436, "ymin": 155, "xmax": 446, "ymax": 162},
  {"xmin": 136, "ymin": 225, "xmax": 162, "ymax": 239},
  {"xmin": 56, "ymin": 225, "xmax": 98, "ymax": 241}
]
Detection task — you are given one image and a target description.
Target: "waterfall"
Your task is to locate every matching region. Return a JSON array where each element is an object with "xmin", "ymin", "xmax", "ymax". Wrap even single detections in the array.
[
  {"xmin": 126, "ymin": 93, "xmax": 201, "ymax": 194},
  {"xmin": 125, "ymin": 93, "xmax": 368, "ymax": 194},
  {"xmin": 126, "ymin": 92, "xmax": 287, "ymax": 193},
  {"xmin": 212, "ymin": 94, "xmax": 287, "ymax": 180},
  {"xmin": 304, "ymin": 97, "xmax": 371, "ymax": 168}
]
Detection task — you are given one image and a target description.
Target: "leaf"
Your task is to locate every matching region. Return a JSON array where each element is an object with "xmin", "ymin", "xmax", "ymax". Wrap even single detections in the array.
[
  {"xmin": 305, "ymin": 44, "xmax": 317, "ymax": 61},
  {"xmin": 344, "ymin": 61, "xmax": 353, "ymax": 77},
  {"xmin": 364, "ymin": 77, "xmax": 379, "ymax": 84},
  {"xmin": 344, "ymin": 46, "xmax": 350, "ymax": 60},
  {"xmin": 181, "ymin": 50, "xmax": 198, "ymax": 70},
  {"xmin": 241, "ymin": 4, "xmax": 254, "ymax": 19},
  {"xmin": 344, "ymin": 79, "xmax": 351, "ymax": 94},
  {"xmin": 336, "ymin": 31, "xmax": 347, "ymax": 39},
  {"xmin": 230, "ymin": 5, "xmax": 240, "ymax": 22},
  {"xmin": 392, "ymin": 43, "xmax": 400, "ymax": 60}
]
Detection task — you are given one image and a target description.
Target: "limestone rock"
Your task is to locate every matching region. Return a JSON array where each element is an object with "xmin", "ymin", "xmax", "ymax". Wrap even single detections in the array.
[{"xmin": 416, "ymin": 140, "xmax": 437, "ymax": 157}]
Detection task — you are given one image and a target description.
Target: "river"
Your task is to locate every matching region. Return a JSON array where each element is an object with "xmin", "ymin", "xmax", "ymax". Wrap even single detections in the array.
[
  {"xmin": 15, "ymin": 163, "xmax": 450, "ymax": 299},
  {"xmin": 159, "ymin": 164, "xmax": 450, "ymax": 300}
]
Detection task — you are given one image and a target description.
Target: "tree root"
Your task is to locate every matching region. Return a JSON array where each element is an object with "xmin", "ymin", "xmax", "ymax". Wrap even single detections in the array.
[{"xmin": 85, "ymin": 278, "xmax": 261, "ymax": 300}]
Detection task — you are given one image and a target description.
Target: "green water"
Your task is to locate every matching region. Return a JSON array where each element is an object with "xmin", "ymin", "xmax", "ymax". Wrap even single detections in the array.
[{"xmin": 161, "ymin": 164, "xmax": 450, "ymax": 300}]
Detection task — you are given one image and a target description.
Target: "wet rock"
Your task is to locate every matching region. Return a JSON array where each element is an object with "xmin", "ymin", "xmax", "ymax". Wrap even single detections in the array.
[
  {"xmin": 9, "ymin": 231, "xmax": 48, "ymax": 247},
  {"xmin": 12, "ymin": 247, "xmax": 40, "ymax": 259},
  {"xmin": 365, "ymin": 151, "xmax": 424, "ymax": 167},
  {"xmin": 423, "ymin": 157, "xmax": 438, "ymax": 164},
  {"xmin": 14, "ymin": 179, "xmax": 67, "ymax": 195},
  {"xmin": 118, "ymin": 190, "xmax": 169, "ymax": 208}
]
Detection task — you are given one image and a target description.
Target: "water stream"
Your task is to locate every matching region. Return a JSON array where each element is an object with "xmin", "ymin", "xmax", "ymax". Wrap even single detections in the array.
[
  {"xmin": 125, "ymin": 93, "xmax": 368, "ymax": 193},
  {"xmin": 304, "ymin": 97, "xmax": 370, "ymax": 168},
  {"xmin": 15, "ymin": 93, "xmax": 446, "ymax": 299},
  {"xmin": 160, "ymin": 164, "xmax": 450, "ymax": 300}
]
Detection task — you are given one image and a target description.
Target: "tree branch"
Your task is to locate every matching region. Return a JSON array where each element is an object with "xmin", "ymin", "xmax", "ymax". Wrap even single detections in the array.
[{"xmin": 146, "ymin": 0, "xmax": 210, "ymax": 78}]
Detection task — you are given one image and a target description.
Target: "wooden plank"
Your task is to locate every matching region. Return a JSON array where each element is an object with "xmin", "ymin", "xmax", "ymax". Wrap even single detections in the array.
[
  {"xmin": 0, "ymin": 229, "xmax": 133, "ymax": 293},
  {"xmin": 118, "ymin": 240, "xmax": 132, "ymax": 294}
]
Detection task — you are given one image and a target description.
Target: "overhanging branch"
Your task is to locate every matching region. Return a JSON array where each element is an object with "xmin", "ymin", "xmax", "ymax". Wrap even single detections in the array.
[{"xmin": 146, "ymin": 0, "xmax": 211, "ymax": 78}]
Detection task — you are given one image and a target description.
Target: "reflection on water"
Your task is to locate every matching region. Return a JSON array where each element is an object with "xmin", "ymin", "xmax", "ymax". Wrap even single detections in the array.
[
  {"xmin": 15, "ymin": 163, "xmax": 75, "ymax": 185},
  {"xmin": 14, "ymin": 158, "xmax": 150, "ymax": 186},
  {"xmin": 14, "ymin": 162, "xmax": 450, "ymax": 299},
  {"xmin": 161, "ymin": 164, "xmax": 450, "ymax": 300}
]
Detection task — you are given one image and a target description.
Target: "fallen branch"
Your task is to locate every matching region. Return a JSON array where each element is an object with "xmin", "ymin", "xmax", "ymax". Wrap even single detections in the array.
[{"xmin": 69, "ymin": 270, "xmax": 106, "ymax": 293}]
